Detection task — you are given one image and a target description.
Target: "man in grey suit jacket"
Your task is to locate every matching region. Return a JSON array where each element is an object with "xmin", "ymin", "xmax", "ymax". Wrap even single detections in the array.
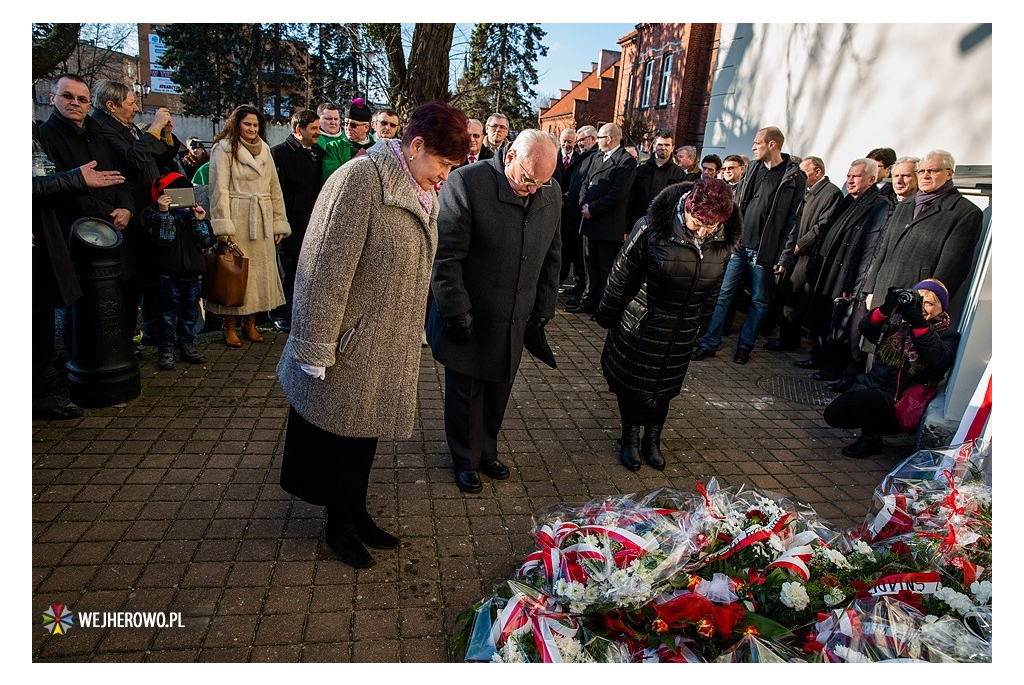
[
  {"xmin": 568, "ymin": 122, "xmax": 637, "ymax": 314},
  {"xmin": 427, "ymin": 131, "xmax": 561, "ymax": 494}
]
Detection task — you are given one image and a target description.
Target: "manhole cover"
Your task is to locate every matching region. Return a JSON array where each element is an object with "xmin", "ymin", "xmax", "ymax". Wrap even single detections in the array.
[{"xmin": 759, "ymin": 374, "xmax": 838, "ymax": 406}]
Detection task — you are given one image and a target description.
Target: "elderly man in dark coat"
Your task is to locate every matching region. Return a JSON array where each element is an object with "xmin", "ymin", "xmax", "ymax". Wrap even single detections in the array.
[
  {"xmin": 89, "ymin": 79, "xmax": 183, "ymax": 345},
  {"xmin": 766, "ymin": 155, "xmax": 842, "ymax": 351},
  {"xmin": 803, "ymin": 158, "xmax": 893, "ymax": 388},
  {"xmin": 568, "ymin": 122, "xmax": 637, "ymax": 315},
  {"xmin": 864, "ymin": 149, "xmax": 983, "ymax": 321},
  {"xmin": 427, "ymin": 130, "xmax": 561, "ymax": 494}
]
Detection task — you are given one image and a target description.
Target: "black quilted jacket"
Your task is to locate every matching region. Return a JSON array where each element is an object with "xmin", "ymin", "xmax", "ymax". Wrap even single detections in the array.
[{"xmin": 595, "ymin": 182, "xmax": 742, "ymax": 407}]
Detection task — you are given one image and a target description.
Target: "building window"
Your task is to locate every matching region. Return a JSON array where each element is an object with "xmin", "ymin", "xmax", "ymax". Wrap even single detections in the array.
[
  {"xmin": 639, "ymin": 60, "xmax": 654, "ymax": 109},
  {"xmin": 658, "ymin": 54, "xmax": 674, "ymax": 106}
]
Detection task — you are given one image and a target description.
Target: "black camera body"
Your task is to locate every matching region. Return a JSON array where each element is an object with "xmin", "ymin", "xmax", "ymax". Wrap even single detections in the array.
[{"xmin": 894, "ymin": 288, "xmax": 923, "ymax": 308}]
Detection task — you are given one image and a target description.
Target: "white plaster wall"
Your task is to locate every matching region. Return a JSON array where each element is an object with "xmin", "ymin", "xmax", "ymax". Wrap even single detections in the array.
[{"xmin": 704, "ymin": 23, "xmax": 992, "ymax": 172}]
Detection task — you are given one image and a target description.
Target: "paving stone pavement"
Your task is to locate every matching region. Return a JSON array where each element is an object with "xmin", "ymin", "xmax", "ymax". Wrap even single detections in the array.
[{"xmin": 31, "ymin": 305, "xmax": 914, "ymax": 663}]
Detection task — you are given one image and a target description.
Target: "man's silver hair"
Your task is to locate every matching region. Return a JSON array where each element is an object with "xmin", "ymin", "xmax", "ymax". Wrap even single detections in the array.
[
  {"xmin": 511, "ymin": 129, "xmax": 558, "ymax": 155},
  {"xmin": 922, "ymin": 149, "xmax": 956, "ymax": 172},
  {"xmin": 894, "ymin": 156, "xmax": 920, "ymax": 169},
  {"xmin": 575, "ymin": 125, "xmax": 598, "ymax": 138},
  {"xmin": 467, "ymin": 118, "xmax": 484, "ymax": 129},
  {"xmin": 850, "ymin": 157, "xmax": 879, "ymax": 180}
]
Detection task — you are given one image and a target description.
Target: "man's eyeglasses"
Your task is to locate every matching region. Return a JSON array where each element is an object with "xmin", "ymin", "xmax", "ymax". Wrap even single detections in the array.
[
  {"xmin": 487, "ymin": 124, "xmax": 509, "ymax": 131},
  {"xmin": 513, "ymin": 158, "xmax": 552, "ymax": 189},
  {"xmin": 722, "ymin": 165, "xmax": 741, "ymax": 171},
  {"xmin": 469, "ymin": 133, "xmax": 483, "ymax": 139},
  {"xmin": 916, "ymin": 168, "xmax": 950, "ymax": 176},
  {"xmin": 376, "ymin": 121, "xmax": 398, "ymax": 128},
  {"xmin": 57, "ymin": 92, "xmax": 90, "ymax": 105},
  {"xmin": 344, "ymin": 120, "xmax": 368, "ymax": 128}
]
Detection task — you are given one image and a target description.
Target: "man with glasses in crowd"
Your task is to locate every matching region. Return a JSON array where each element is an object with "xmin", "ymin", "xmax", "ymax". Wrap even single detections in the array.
[
  {"xmin": 371, "ymin": 108, "xmax": 401, "ymax": 140},
  {"xmin": 35, "ymin": 73, "xmax": 135, "ymax": 419},
  {"xmin": 322, "ymin": 97, "xmax": 375, "ymax": 180},
  {"xmin": 720, "ymin": 154, "xmax": 745, "ymax": 190},
  {"xmin": 863, "ymin": 149, "xmax": 982, "ymax": 322},
  {"xmin": 568, "ymin": 122, "xmax": 637, "ymax": 315},
  {"xmin": 427, "ymin": 130, "xmax": 561, "ymax": 494},
  {"xmin": 484, "ymin": 113, "xmax": 511, "ymax": 158}
]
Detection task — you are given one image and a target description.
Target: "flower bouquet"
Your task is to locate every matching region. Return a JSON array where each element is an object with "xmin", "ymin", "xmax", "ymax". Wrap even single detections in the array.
[
  {"xmin": 459, "ymin": 579, "xmax": 630, "ymax": 663},
  {"xmin": 515, "ymin": 494, "xmax": 695, "ymax": 613}
]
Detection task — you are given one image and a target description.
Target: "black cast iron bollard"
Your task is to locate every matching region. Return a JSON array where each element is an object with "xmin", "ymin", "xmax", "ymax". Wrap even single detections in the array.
[{"xmin": 66, "ymin": 218, "xmax": 141, "ymax": 407}]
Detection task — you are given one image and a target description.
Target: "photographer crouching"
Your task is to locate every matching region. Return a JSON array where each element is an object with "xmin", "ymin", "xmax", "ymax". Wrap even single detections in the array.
[{"xmin": 822, "ymin": 279, "xmax": 960, "ymax": 458}]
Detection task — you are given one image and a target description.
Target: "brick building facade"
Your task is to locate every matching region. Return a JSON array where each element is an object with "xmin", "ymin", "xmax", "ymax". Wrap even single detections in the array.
[
  {"xmin": 617, "ymin": 23, "xmax": 719, "ymax": 151},
  {"xmin": 538, "ymin": 49, "xmax": 621, "ymax": 136},
  {"xmin": 537, "ymin": 24, "xmax": 719, "ymax": 154}
]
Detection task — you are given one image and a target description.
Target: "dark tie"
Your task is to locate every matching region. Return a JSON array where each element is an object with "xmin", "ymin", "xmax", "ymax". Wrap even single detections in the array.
[
  {"xmin": 469, "ymin": 155, "xmax": 476, "ymax": 164},
  {"xmin": 128, "ymin": 126, "xmax": 140, "ymax": 141},
  {"xmin": 563, "ymin": 155, "xmax": 569, "ymax": 169}
]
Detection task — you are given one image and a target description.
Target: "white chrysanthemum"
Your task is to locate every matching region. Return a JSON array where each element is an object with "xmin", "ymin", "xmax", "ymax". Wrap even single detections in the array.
[
  {"xmin": 768, "ymin": 534, "xmax": 785, "ymax": 553},
  {"xmin": 823, "ymin": 587, "xmax": 846, "ymax": 607},
  {"xmin": 780, "ymin": 581, "xmax": 810, "ymax": 611},
  {"xmin": 818, "ymin": 547, "xmax": 853, "ymax": 569},
  {"xmin": 856, "ymin": 540, "xmax": 874, "ymax": 555},
  {"xmin": 971, "ymin": 580, "xmax": 992, "ymax": 605},
  {"xmin": 935, "ymin": 587, "xmax": 975, "ymax": 615}
]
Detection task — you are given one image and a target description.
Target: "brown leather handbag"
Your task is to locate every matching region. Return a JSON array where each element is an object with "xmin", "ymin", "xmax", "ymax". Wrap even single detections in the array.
[{"xmin": 202, "ymin": 239, "xmax": 249, "ymax": 307}]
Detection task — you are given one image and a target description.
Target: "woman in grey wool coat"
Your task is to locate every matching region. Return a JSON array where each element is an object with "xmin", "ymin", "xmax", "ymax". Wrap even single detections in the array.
[{"xmin": 276, "ymin": 101, "xmax": 470, "ymax": 569}]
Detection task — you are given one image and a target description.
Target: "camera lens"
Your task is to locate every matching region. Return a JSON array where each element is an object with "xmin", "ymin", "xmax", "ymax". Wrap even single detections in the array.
[{"xmin": 896, "ymin": 290, "xmax": 914, "ymax": 305}]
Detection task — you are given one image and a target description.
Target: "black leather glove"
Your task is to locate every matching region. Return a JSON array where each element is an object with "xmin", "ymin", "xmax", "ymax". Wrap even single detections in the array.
[
  {"xmin": 880, "ymin": 287, "xmax": 903, "ymax": 316},
  {"xmin": 900, "ymin": 299, "xmax": 928, "ymax": 328},
  {"xmin": 523, "ymin": 316, "xmax": 556, "ymax": 368},
  {"xmin": 445, "ymin": 310, "xmax": 473, "ymax": 345}
]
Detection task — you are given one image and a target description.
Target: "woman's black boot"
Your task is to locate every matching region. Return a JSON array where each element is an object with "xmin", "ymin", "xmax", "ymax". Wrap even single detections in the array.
[
  {"xmin": 354, "ymin": 512, "xmax": 400, "ymax": 550},
  {"xmin": 619, "ymin": 424, "xmax": 642, "ymax": 471},
  {"xmin": 325, "ymin": 506, "xmax": 375, "ymax": 568},
  {"xmin": 642, "ymin": 423, "xmax": 666, "ymax": 470},
  {"xmin": 841, "ymin": 434, "xmax": 883, "ymax": 459}
]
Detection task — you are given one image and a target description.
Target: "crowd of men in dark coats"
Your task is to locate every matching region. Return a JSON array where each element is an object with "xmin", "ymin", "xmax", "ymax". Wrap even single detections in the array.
[{"xmin": 34, "ymin": 75, "xmax": 985, "ymax": 443}]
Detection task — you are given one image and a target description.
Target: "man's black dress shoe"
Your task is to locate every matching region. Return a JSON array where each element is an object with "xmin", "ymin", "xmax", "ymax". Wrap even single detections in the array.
[
  {"xmin": 566, "ymin": 302, "xmax": 596, "ymax": 314},
  {"xmin": 271, "ymin": 318, "xmax": 291, "ymax": 332},
  {"xmin": 812, "ymin": 369, "xmax": 842, "ymax": 382},
  {"xmin": 841, "ymin": 435, "xmax": 883, "ymax": 458},
  {"xmin": 826, "ymin": 378, "xmax": 855, "ymax": 393},
  {"xmin": 455, "ymin": 469, "xmax": 483, "ymax": 493},
  {"xmin": 733, "ymin": 349, "xmax": 750, "ymax": 364},
  {"xmin": 480, "ymin": 459, "xmax": 510, "ymax": 480},
  {"xmin": 793, "ymin": 358, "xmax": 819, "ymax": 369},
  {"xmin": 763, "ymin": 338, "xmax": 796, "ymax": 351},
  {"xmin": 690, "ymin": 347, "xmax": 716, "ymax": 361}
]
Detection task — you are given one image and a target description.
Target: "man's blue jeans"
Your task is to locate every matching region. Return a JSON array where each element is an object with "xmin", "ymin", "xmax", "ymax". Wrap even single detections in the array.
[{"xmin": 697, "ymin": 248, "xmax": 774, "ymax": 353}]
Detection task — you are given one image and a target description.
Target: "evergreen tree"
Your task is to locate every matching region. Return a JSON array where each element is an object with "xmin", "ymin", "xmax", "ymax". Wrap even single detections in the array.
[
  {"xmin": 156, "ymin": 24, "xmax": 246, "ymax": 120},
  {"xmin": 458, "ymin": 23, "xmax": 547, "ymax": 131}
]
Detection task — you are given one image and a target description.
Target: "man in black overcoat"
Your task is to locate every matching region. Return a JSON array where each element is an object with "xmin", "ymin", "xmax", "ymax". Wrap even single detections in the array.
[
  {"xmin": 427, "ymin": 131, "xmax": 561, "ymax": 494},
  {"xmin": 272, "ymin": 109, "xmax": 325, "ymax": 329}
]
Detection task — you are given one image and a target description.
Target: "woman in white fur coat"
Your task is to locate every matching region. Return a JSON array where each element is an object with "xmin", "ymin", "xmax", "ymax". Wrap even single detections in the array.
[
  {"xmin": 277, "ymin": 101, "xmax": 470, "ymax": 569},
  {"xmin": 207, "ymin": 104, "xmax": 290, "ymax": 347}
]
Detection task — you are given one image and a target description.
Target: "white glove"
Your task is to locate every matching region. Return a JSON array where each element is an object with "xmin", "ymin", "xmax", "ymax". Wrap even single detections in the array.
[{"xmin": 298, "ymin": 363, "xmax": 326, "ymax": 380}]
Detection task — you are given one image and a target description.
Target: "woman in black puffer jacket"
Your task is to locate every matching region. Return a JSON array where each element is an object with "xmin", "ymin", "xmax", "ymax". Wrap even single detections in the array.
[{"xmin": 594, "ymin": 178, "xmax": 741, "ymax": 471}]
